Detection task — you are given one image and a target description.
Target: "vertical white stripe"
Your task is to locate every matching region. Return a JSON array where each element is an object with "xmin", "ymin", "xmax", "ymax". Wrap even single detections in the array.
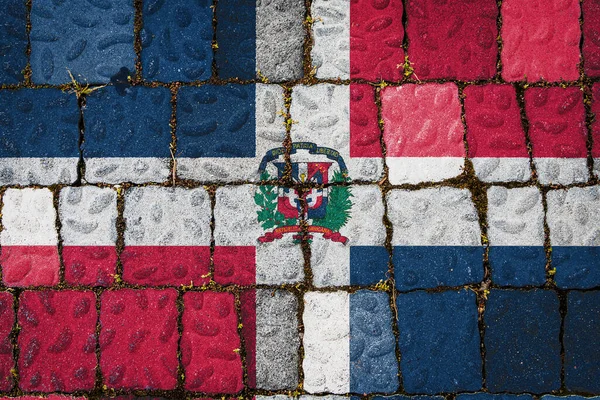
[{"xmin": 311, "ymin": 0, "xmax": 350, "ymax": 79}]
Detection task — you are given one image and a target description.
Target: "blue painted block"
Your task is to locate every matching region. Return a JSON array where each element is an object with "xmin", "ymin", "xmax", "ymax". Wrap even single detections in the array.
[
  {"xmin": 0, "ymin": 0, "xmax": 27, "ymax": 83},
  {"xmin": 396, "ymin": 290, "xmax": 482, "ymax": 394},
  {"xmin": 350, "ymin": 246, "xmax": 389, "ymax": 286},
  {"xmin": 30, "ymin": 0, "xmax": 136, "ymax": 84},
  {"xmin": 542, "ymin": 396, "xmax": 600, "ymax": 400},
  {"xmin": 393, "ymin": 246, "xmax": 484, "ymax": 291},
  {"xmin": 177, "ymin": 85, "xmax": 256, "ymax": 158},
  {"xmin": 141, "ymin": 0, "xmax": 213, "ymax": 82},
  {"xmin": 216, "ymin": 0, "xmax": 256, "ymax": 79},
  {"xmin": 0, "ymin": 89, "xmax": 79, "ymax": 157},
  {"xmin": 485, "ymin": 289, "xmax": 561, "ymax": 393},
  {"xmin": 83, "ymin": 87, "xmax": 171, "ymax": 157},
  {"xmin": 553, "ymin": 246, "xmax": 600, "ymax": 289},
  {"xmin": 488, "ymin": 246, "xmax": 546, "ymax": 287},
  {"xmin": 564, "ymin": 290, "xmax": 600, "ymax": 393},
  {"xmin": 350, "ymin": 291, "xmax": 398, "ymax": 394},
  {"xmin": 457, "ymin": 394, "xmax": 534, "ymax": 400}
]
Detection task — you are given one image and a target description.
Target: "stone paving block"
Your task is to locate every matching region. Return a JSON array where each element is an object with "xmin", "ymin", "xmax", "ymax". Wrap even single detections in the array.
[
  {"xmin": 1, "ymin": 188, "xmax": 60, "ymax": 287},
  {"xmin": 311, "ymin": 185, "xmax": 387, "ymax": 287},
  {"xmin": 396, "ymin": 290, "xmax": 482, "ymax": 394},
  {"xmin": 350, "ymin": 291, "xmax": 398, "ymax": 394},
  {"xmin": 546, "ymin": 186, "xmax": 600, "ymax": 288},
  {"xmin": 373, "ymin": 397, "xmax": 444, "ymax": 400},
  {"xmin": 0, "ymin": 293, "xmax": 14, "ymax": 391},
  {"xmin": 501, "ymin": 0, "xmax": 581, "ymax": 82},
  {"xmin": 18, "ymin": 290, "xmax": 97, "ymax": 392},
  {"xmin": 256, "ymin": 0, "xmax": 305, "ymax": 81},
  {"xmin": 350, "ymin": 84, "xmax": 382, "ymax": 159},
  {"xmin": 182, "ymin": 291, "xmax": 243, "ymax": 394},
  {"xmin": 584, "ymin": 0, "xmax": 600, "ymax": 76},
  {"xmin": 100, "ymin": 289, "xmax": 178, "ymax": 390},
  {"xmin": 543, "ymin": 397, "xmax": 600, "ymax": 400},
  {"xmin": 290, "ymin": 84, "xmax": 384, "ymax": 181},
  {"xmin": 311, "ymin": 0, "xmax": 350, "ymax": 79},
  {"xmin": 141, "ymin": 0, "xmax": 213, "ymax": 82},
  {"xmin": 405, "ymin": 0, "xmax": 498, "ymax": 80},
  {"xmin": 255, "ymin": 289, "xmax": 299, "ymax": 390},
  {"xmin": 122, "ymin": 186, "xmax": 211, "ymax": 286},
  {"xmin": 303, "ymin": 291, "xmax": 350, "ymax": 394},
  {"xmin": 0, "ymin": 396, "xmax": 86, "ymax": 400},
  {"xmin": 59, "ymin": 187, "xmax": 117, "ymax": 286},
  {"xmin": 564, "ymin": 291, "xmax": 600, "ymax": 392},
  {"xmin": 0, "ymin": 89, "xmax": 79, "ymax": 186},
  {"xmin": 591, "ymin": 83, "xmax": 600, "ymax": 179},
  {"xmin": 83, "ymin": 86, "xmax": 172, "ymax": 184},
  {"xmin": 216, "ymin": 0, "xmax": 255, "ymax": 80},
  {"xmin": 524, "ymin": 87, "xmax": 588, "ymax": 185},
  {"xmin": 177, "ymin": 84, "xmax": 286, "ymax": 182},
  {"xmin": 350, "ymin": 0, "xmax": 404, "ymax": 81},
  {"xmin": 30, "ymin": 0, "xmax": 136, "ymax": 84},
  {"xmin": 487, "ymin": 187, "xmax": 546, "ymax": 286},
  {"xmin": 388, "ymin": 188, "xmax": 484, "ymax": 290},
  {"xmin": 484, "ymin": 289, "xmax": 561, "ymax": 393},
  {"xmin": 0, "ymin": 0, "xmax": 27, "ymax": 83},
  {"xmin": 457, "ymin": 395, "xmax": 534, "ymax": 400},
  {"xmin": 464, "ymin": 84, "xmax": 531, "ymax": 182},
  {"xmin": 214, "ymin": 185, "xmax": 304, "ymax": 285},
  {"xmin": 381, "ymin": 83, "xmax": 465, "ymax": 184}
]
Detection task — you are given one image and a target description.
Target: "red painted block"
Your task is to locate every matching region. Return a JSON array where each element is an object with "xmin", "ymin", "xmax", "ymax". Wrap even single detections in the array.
[
  {"xmin": 382, "ymin": 83, "xmax": 464, "ymax": 156},
  {"xmin": 464, "ymin": 84, "xmax": 528, "ymax": 157},
  {"xmin": 1, "ymin": 246, "xmax": 60, "ymax": 287},
  {"xmin": 350, "ymin": 84, "xmax": 382, "ymax": 158},
  {"xmin": 350, "ymin": 0, "xmax": 404, "ymax": 81},
  {"xmin": 100, "ymin": 289, "xmax": 178, "ymax": 390},
  {"xmin": 501, "ymin": 0, "xmax": 580, "ymax": 82},
  {"xmin": 584, "ymin": 0, "xmax": 600, "ymax": 76},
  {"xmin": 0, "ymin": 293, "xmax": 14, "ymax": 391},
  {"xmin": 121, "ymin": 246, "xmax": 210, "ymax": 286},
  {"xmin": 18, "ymin": 290, "xmax": 97, "ymax": 392},
  {"xmin": 182, "ymin": 291, "xmax": 243, "ymax": 394},
  {"xmin": 524, "ymin": 87, "xmax": 587, "ymax": 158},
  {"xmin": 63, "ymin": 246, "xmax": 116, "ymax": 286},
  {"xmin": 592, "ymin": 83, "xmax": 600, "ymax": 158},
  {"xmin": 240, "ymin": 290, "xmax": 257, "ymax": 388},
  {"xmin": 0, "ymin": 396, "xmax": 86, "ymax": 400},
  {"xmin": 405, "ymin": 0, "xmax": 498, "ymax": 80},
  {"xmin": 213, "ymin": 246, "xmax": 255, "ymax": 286}
]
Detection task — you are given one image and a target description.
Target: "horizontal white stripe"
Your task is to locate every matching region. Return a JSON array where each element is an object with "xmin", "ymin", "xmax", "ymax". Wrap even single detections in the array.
[
  {"xmin": 387, "ymin": 157, "xmax": 464, "ymax": 184},
  {"xmin": 0, "ymin": 157, "xmax": 78, "ymax": 185},
  {"xmin": 85, "ymin": 157, "xmax": 170, "ymax": 184},
  {"xmin": 303, "ymin": 291, "xmax": 350, "ymax": 394},
  {"xmin": 534, "ymin": 158, "xmax": 589, "ymax": 185},
  {"xmin": 1, "ymin": 188, "xmax": 57, "ymax": 246},
  {"xmin": 472, "ymin": 157, "xmax": 531, "ymax": 182},
  {"xmin": 178, "ymin": 157, "xmax": 261, "ymax": 182}
]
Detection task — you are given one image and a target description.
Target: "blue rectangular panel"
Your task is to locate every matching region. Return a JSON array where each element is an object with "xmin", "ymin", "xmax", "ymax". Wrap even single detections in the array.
[
  {"xmin": 350, "ymin": 246, "xmax": 389, "ymax": 286},
  {"xmin": 552, "ymin": 246, "xmax": 600, "ymax": 289},
  {"xmin": 0, "ymin": 0, "xmax": 27, "ymax": 83},
  {"xmin": 216, "ymin": 0, "xmax": 256, "ymax": 79},
  {"xmin": 488, "ymin": 246, "xmax": 546, "ymax": 287},
  {"xmin": 393, "ymin": 246, "xmax": 484, "ymax": 291}
]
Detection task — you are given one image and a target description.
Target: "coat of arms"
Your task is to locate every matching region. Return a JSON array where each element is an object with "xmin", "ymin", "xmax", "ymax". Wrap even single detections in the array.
[{"xmin": 255, "ymin": 142, "xmax": 353, "ymax": 244}]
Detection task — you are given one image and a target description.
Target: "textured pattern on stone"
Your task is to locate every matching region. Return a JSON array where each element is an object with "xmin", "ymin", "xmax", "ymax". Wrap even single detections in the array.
[
  {"xmin": 501, "ymin": 0, "xmax": 581, "ymax": 82},
  {"xmin": 485, "ymin": 289, "xmax": 561, "ymax": 393},
  {"xmin": 214, "ymin": 185, "xmax": 304, "ymax": 285},
  {"xmin": 256, "ymin": 0, "xmax": 304, "ymax": 81},
  {"xmin": 592, "ymin": 83, "xmax": 600, "ymax": 179},
  {"xmin": 182, "ymin": 291, "xmax": 243, "ymax": 393},
  {"xmin": 0, "ymin": 0, "xmax": 27, "ymax": 83},
  {"xmin": 396, "ymin": 290, "xmax": 482, "ymax": 393},
  {"xmin": 59, "ymin": 187, "xmax": 117, "ymax": 286},
  {"xmin": 584, "ymin": 0, "xmax": 600, "ymax": 76},
  {"xmin": 0, "ymin": 89, "xmax": 79, "ymax": 185},
  {"xmin": 216, "ymin": 0, "xmax": 255, "ymax": 80},
  {"xmin": 30, "ymin": 0, "xmax": 136, "ymax": 84},
  {"xmin": 256, "ymin": 289, "xmax": 299, "ymax": 390},
  {"xmin": 406, "ymin": 0, "xmax": 498, "ymax": 80},
  {"xmin": 464, "ymin": 84, "xmax": 531, "ymax": 182},
  {"xmin": 0, "ymin": 293, "xmax": 14, "ymax": 391},
  {"xmin": 350, "ymin": 85, "xmax": 382, "ymax": 158},
  {"xmin": 141, "ymin": 0, "xmax": 213, "ymax": 82},
  {"xmin": 18, "ymin": 290, "xmax": 97, "ymax": 392},
  {"xmin": 524, "ymin": 87, "xmax": 588, "ymax": 184},
  {"xmin": 311, "ymin": 0, "xmax": 350, "ymax": 79},
  {"xmin": 291, "ymin": 84, "xmax": 383, "ymax": 181},
  {"xmin": 100, "ymin": 289, "xmax": 178, "ymax": 390},
  {"xmin": 350, "ymin": 291, "xmax": 398, "ymax": 394},
  {"xmin": 350, "ymin": 0, "xmax": 404, "ymax": 81},
  {"xmin": 303, "ymin": 291, "xmax": 350, "ymax": 394},
  {"xmin": 83, "ymin": 86, "xmax": 172, "ymax": 184}
]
